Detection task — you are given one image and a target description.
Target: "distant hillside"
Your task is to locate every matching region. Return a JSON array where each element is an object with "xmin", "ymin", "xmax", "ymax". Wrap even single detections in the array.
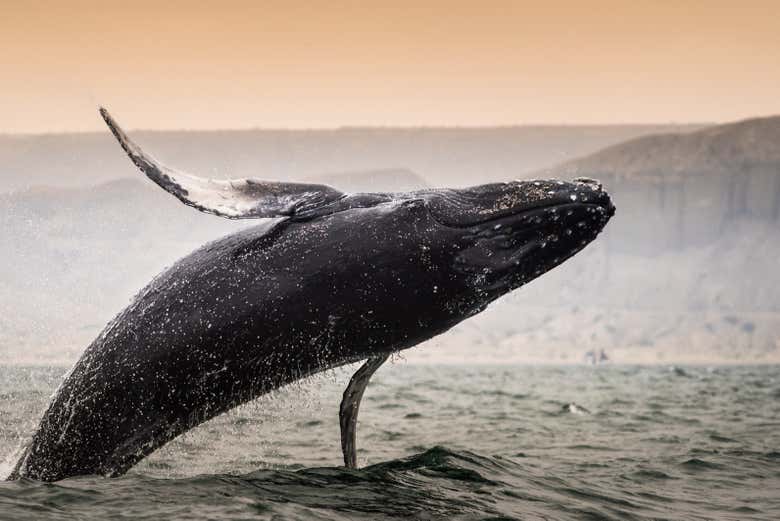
[
  {"xmin": 540, "ymin": 116, "xmax": 780, "ymax": 252},
  {"xmin": 551, "ymin": 116, "xmax": 780, "ymax": 178},
  {"xmin": 477, "ymin": 116, "xmax": 780, "ymax": 363},
  {"xmin": 0, "ymin": 124, "xmax": 701, "ymax": 193}
]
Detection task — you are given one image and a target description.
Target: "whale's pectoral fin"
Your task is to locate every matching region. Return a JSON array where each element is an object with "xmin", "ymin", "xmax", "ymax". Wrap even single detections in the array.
[
  {"xmin": 99, "ymin": 108, "xmax": 345, "ymax": 219},
  {"xmin": 339, "ymin": 354, "xmax": 389, "ymax": 469}
]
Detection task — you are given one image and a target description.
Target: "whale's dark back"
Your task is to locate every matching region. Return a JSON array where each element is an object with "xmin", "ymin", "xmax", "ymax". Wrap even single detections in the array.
[{"xmin": 11, "ymin": 203, "xmax": 477, "ymax": 481}]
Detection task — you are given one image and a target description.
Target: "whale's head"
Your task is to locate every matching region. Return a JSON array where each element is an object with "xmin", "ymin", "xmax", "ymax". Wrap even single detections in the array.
[{"xmin": 419, "ymin": 178, "xmax": 615, "ymax": 300}]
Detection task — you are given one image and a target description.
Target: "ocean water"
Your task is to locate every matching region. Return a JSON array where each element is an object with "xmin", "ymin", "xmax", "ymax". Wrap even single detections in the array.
[{"xmin": 1, "ymin": 363, "xmax": 778, "ymax": 520}]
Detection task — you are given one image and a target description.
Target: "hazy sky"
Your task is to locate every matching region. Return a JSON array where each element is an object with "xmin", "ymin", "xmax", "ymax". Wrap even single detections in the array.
[{"xmin": 2, "ymin": 0, "xmax": 779, "ymax": 133}]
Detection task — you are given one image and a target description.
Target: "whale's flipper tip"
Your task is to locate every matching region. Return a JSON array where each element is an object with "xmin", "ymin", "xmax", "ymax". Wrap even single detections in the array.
[
  {"xmin": 98, "ymin": 107, "xmax": 114, "ymax": 129},
  {"xmin": 98, "ymin": 107, "xmax": 117, "ymax": 134},
  {"xmin": 98, "ymin": 107, "xmax": 145, "ymax": 165}
]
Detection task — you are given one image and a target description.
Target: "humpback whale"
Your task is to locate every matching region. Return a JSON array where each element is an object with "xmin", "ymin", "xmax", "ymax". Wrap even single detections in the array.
[{"xmin": 8, "ymin": 109, "xmax": 614, "ymax": 481}]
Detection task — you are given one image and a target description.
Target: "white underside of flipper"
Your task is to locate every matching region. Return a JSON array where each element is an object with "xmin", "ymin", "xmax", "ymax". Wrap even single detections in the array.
[{"xmin": 99, "ymin": 108, "xmax": 345, "ymax": 219}]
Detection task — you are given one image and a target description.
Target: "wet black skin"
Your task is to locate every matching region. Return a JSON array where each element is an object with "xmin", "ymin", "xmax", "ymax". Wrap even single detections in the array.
[{"xmin": 10, "ymin": 179, "xmax": 614, "ymax": 481}]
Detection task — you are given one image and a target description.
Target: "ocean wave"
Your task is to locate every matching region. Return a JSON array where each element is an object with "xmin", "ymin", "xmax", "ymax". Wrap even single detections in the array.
[
  {"xmin": 2, "ymin": 365, "xmax": 778, "ymax": 520},
  {"xmin": 0, "ymin": 446, "xmax": 675, "ymax": 520}
]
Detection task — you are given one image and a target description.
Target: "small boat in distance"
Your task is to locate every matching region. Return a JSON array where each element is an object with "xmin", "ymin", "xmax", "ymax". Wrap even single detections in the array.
[{"xmin": 584, "ymin": 349, "xmax": 609, "ymax": 365}]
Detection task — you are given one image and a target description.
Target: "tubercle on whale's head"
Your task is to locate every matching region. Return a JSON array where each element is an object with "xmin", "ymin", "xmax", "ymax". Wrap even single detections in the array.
[{"xmin": 422, "ymin": 178, "xmax": 615, "ymax": 299}]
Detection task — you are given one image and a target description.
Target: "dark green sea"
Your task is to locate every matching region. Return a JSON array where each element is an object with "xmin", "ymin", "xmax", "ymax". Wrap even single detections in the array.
[{"xmin": 1, "ymin": 364, "xmax": 779, "ymax": 520}]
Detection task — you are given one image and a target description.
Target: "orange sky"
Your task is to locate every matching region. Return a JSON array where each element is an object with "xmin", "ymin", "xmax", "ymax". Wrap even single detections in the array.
[{"xmin": 2, "ymin": 0, "xmax": 779, "ymax": 132}]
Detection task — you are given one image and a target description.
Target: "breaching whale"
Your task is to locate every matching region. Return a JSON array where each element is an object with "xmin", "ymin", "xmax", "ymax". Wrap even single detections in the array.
[{"xmin": 8, "ymin": 109, "xmax": 614, "ymax": 481}]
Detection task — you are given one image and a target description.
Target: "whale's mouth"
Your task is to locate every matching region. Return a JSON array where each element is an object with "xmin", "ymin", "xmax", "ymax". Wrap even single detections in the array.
[{"xmin": 448, "ymin": 180, "xmax": 615, "ymax": 293}]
